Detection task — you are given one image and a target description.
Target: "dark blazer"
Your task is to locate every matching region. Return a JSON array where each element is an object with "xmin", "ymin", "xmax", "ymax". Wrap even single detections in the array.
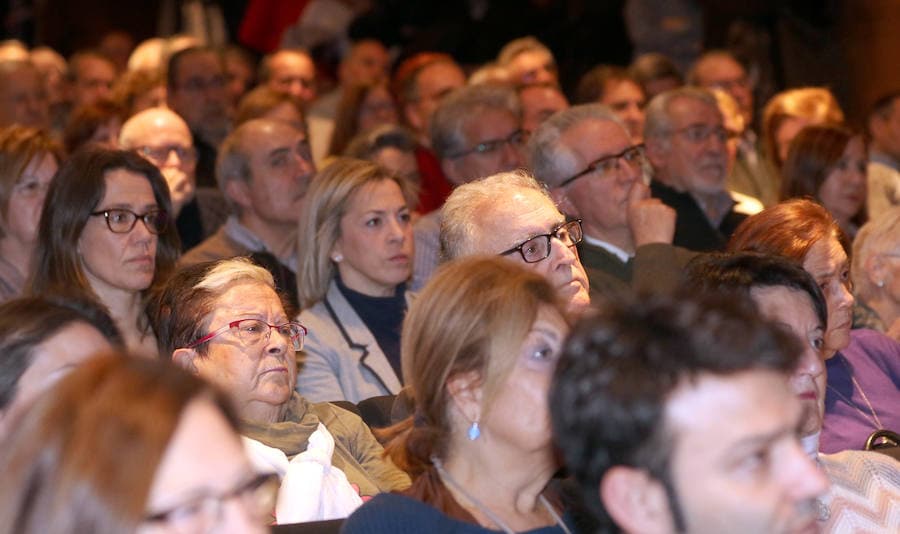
[
  {"xmin": 578, "ymin": 241, "xmax": 698, "ymax": 301},
  {"xmin": 650, "ymin": 180, "xmax": 747, "ymax": 252}
]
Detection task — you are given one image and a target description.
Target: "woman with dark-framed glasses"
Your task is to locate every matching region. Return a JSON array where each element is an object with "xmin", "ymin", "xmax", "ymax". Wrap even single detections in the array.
[
  {"xmin": 0, "ymin": 354, "xmax": 274, "ymax": 534},
  {"xmin": 29, "ymin": 147, "xmax": 179, "ymax": 356},
  {"xmin": 147, "ymin": 257, "xmax": 410, "ymax": 520}
]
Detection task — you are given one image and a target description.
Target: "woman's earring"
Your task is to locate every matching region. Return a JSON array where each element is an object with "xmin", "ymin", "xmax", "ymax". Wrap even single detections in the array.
[
  {"xmin": 332, "ymin": 253, "xmax": 343, "ymax": 263},
  {"xmin": 877, "ymin": 280, "xmax": 885, "ymax": 288},
  {"xmin": 467, "ymin": 420, "xmax": 481, "ymax": 441}
]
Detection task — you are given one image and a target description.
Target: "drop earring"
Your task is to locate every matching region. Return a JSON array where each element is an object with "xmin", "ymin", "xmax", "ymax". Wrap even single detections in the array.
[
  {"xmin": 467, "ymin": 420, "xmax": 481, "ymax": 441},
  {"xmin": 332, "ymin": 253, "xmax": 343, "ymax": 263}
]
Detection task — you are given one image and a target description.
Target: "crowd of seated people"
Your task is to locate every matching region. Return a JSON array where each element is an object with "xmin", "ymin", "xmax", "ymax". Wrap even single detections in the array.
[{"xmin": 0, "ymin": 24, "xmax": 898, "ymax": 534}]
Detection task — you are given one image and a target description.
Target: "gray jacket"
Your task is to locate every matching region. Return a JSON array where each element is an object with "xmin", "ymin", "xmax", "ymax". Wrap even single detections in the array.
[{"xmin": 295, "ymin": 281, "xmax": 408, "ymax": 403}]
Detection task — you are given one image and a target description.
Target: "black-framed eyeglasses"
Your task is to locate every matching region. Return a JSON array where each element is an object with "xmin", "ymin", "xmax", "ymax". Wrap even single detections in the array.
[
  {"xmin": 187, "ymin": 319, "xmax": 307, "ymax": 352},
  {"xmin": 448, "ymin": 129, "xmax": 525, "ymax": 159},
  {"xmin": 558, "ymin": 144, "xmax": 646, "ymax": 188},
  {"xmin": 89, "ymin": 208, "xmax": 169, "ymax": 234},
  {"xmin": 500, "ymin": 219, "xmax": 583, "ymax": 264},
  {"xmin": 673, "ymin": 124, "xmax": 728, "ymax": 144},
  {"xmin": 137, "ymin": 145, "xmax": 198, "ymax": 165},
  {"xmin": 143, "ymin": 472, "xmax": 279, "ymax": 529}
]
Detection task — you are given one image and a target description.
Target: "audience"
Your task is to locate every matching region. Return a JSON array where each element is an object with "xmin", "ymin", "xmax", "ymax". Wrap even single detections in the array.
[
  {"xmin": 296, "ymin": 158, "xmax": 415, "ymax": 403},
  {"xmin": 109, "ymin": 67, "xmax": 166, "ymax": 116},
  {"xmin": 441, "ymin": 171, "xmax": 591, "ymax": 316},
  {"xmin": 29, "ymin": 148, "xmax": 179, "ymax": 356},
  {"xmin": 0, "ymin": 355, "xmax": 273, "ymax": 534},
  {"xmin": 729, "ymin": 199, "xmax": 900, "ymax": 453},
  {"xmin": 0, "ymin": 61, "xmax": 50, "ymax": 130},
  {"xmin": 781, "ymin": 124, "xmax": 868, "ymax": 238},
  {"xmin": 0, "ymin": 126, "xmax": 60, "ymax": 303},
  {"xmin": 65, "ymin": 50, "xmax": 117, "ymax": 110},
  {"xmin": 496, "ymin": 36, "xmax": 558, "ymax": 86},
  {"xmin": 148, "ymin": 258, "xmax": 410, "ymax": 506},
  {"xmin": 62, "ymin": 98, "xmax": 125, "ymax": 153},
  {"xmin": 852, "ymin": 207, "xmax": 900, "ymax": 339},
  {"xmin": 328, "ymin": 82, "xmax": 399, "ymax": 157},
  {"xmin": 762, "ymin": 87, "xmax": 845, "ymax": 171},
  {"xmin": 685, "ymin": 252, "xmax": 900, "ymax": 532},
  {"xmin": 517, "ymin": 82, "xmax": 569, "ymax": 136},
  {"xmin": 645, "ymin": 87, "xmax": 753, "ymax": 251},
  {"xmin": 343, "ymin": 256, "xmax": 573, "ymax": 533},
  {"xmin": 260, "ymin": 49, "xmax": 317, "ymax": 105},
  {"xmin": 0, "ymin": 296, "xmax": 120, "ymax": 437},
  {"xmin": 119, "ymin": 107, "xmax": 229, "ymax": 250},
  {"xmin": 574, "ymin": 65, "xmax": 646, "ymax": 142},
  {"xmin": 552, "ymin": 291, "xmax": 827, "ymax": 534},
  {"xmin": 413, "ymin": 83, "xmax": 524, "ymax": 289},
  {"xmin": 628, "ymin": 52, "xmax": 683, "ymax": 99},
  {"xmin": 343, "ymin": 124, "xmax": 421, "ymax": 188},
  {"xmin": 235, "ymin": 86, "xmax": 306, "ymax": 131},
  {"xmin": 866, "ymin": 90, "xmax": 900, "ymax": 218}
]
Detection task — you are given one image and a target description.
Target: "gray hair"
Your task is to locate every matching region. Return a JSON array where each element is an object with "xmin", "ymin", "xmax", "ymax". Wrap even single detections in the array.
[
  {"xmin": 852, "ymin": 206, "xmax": 900, "ymax": 302},
  {"xmin": 429, "ymin": 84, "xmax": 521, "ymax": 161},
  {"xmin": 527, "ymin": 103, "xmax": 626, "ymax": 186},
  {"xmin": 644, "ymin": 86, "xmax": 719, "ymax": 142},
  {"xmin": 214, "ymin": 121, "xmax": 256, "ymax": 214},
  {"xmin": 440, "ymin": 170, "xmax": 550, "ymax": 260}
]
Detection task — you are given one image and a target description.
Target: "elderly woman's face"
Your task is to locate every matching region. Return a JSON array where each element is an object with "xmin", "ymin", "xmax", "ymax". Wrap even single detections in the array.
[
  {"xmin": 803, "ymin": 237, "xmax": 854, "ymax": 355},
  {"xmin": 332, "ymin": 179, "xmax": 413, "ymax": 297},
  {"xmin": 2, "ymin": 151, "xmax": 56, "ymax": 246},
  {"xmin": 192, "ymin": 281, "xmax": 296, "ymax": 417},
  {"xmin": 481, "ymin": 305, "xmax": 568, "ymax": 453},
  {"xmin": 78, "ymin": 168, "xmax": 159, "ymax": 294}
]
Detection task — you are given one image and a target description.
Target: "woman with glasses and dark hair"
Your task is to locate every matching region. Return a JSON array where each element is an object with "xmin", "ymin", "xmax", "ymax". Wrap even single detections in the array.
[
  {"xmin": 147, "ymin": 257, "xmax": 409, "ymax": 519},
  {"xmin": 296, "ymin": 158, "xmax": 416, "ymax": 404},
  {"xmin": 29, "ymin": 147, "xmax": 180, "ymax": 356},
  {"xmin": 0, "ymin": 126, "xmax": 62, "ymax": 303},
  {"xmin": 0, "ymin": 354, "xmax": 274, "ymax": 534}
]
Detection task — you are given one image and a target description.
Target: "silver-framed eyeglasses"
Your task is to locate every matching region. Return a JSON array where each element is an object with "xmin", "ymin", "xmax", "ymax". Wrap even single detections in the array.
[
  {"xmin": 137, "ymin": 145, "xmax": 198, "ymax": 165},
  {"xmin": 500, "ymin": 219, "xmax": 583, "ymax": 263},
  {"xmin": 89, "ymin": 208, "xmax": 169, "ymax": 234},
  {"xmin": 673, "ymin": 124, "xmax": 729, "ymax": 144},
  {"xmin": 448, "ymin": 129, "xmax": 525, "ymax": 159},
  {"xmin": 143, "ymin": 472, "xmax": 279, "ymax": 532},
  {"xmin": 187, "ymin": 319, "xmax": 307, "ymax": 352},
  {"xmin": 558, "ymin": 144, "xmax": 646, "ymax": 187}
]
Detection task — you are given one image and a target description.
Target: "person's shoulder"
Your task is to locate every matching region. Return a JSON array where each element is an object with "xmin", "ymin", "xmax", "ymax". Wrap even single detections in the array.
[
  {"xmin": 340, "ymin": 493, "xmax": 448, "ymax": 533},
  {"xmin": 178, "ymin": 226, "xmax": 242, "ymax": 267},
  {"xmin": 847, "ymin": 328, "xmax": 900, "ymax": 361}
]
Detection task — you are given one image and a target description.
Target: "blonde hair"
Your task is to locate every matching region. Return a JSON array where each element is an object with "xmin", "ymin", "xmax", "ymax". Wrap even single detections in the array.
[
  {"xmin": 440, "ymin": 170, "xmax": 550, "ymax": 260},
  {"xmin": 383, "ymin": 256, "xmax": 566, "ymax": 475},
  {"xmin": 852, "ymin": 206, "xmax": 900, "ymax": 302},
  {"xmin": 762, "ymin": 87, "xmax": 845, "ymax": 167},
  {"xmin": 296, "ymin": 158, "xmax": 415, "ymax": 308}
]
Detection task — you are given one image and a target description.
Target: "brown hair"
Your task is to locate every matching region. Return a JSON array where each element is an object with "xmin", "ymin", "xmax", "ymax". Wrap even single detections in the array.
[
  {"xmin": 328, "ymin": 82, "xmax": 395, "ymax": 157},
  {"xmin": 761, "ymin": 87, "xmax": 845, "ymax": 168},
  {"xmin": 0, "ymin": 126, "xmax": 61, "ymax": 237},
  {"xmin": 727, "ymin": 198, "xmax": 846, "ymax": 261},
  {"xmin": 382, "ymin": 256, "xmax": 567, "ymax": 476},
  {"xmin": 235, "ymin": 85, "xmax": 305, "ymax": 127},
  {"xmin": 110, "ymin": 68, "xmax": 165, "ymax": 115},
  {"xmin": 62, "ymin": 98, "xmax": 127, "ymax": 155},
  {"xmin": 29, "ymin": 148, "xmax": 180, "ymax": 307},
  {"xmin": 0, "ymin": 354, "xmax": 239, "ymax": 534}
]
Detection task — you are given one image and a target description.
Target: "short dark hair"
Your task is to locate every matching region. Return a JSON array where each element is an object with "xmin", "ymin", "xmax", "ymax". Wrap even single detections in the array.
[
  {"xmin": 29, "ymin": 147, "xmax": 180, "ymax": 304},
  {"xmin": 550, "ymin": 293, "xmax": 800, "ymax": 532},
  {"xmin": 574, "ymin": 65, "xmax": 640, "ymax": 105},
  {"xmin": 166, "ymin": 46, "xmax": 222, "ymax": 89},
  {"xmin": 0, "ymin": 295, "xmax": 122, "ymax": 410},
  {"xmin": 684, "ymin": 251, "xmax": 828, "ymax": 329}
]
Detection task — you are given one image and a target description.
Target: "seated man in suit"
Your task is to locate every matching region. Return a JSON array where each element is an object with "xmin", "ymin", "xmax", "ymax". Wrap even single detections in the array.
[
  {"xmin": 528, "ymin": 103, "xmax": 685, "ymax": 299},
  {"xmin": 644, "ymin": 87, "xmax": 754, "ymax": 251},
  {"xmin": 551, "ymin": 292, "xmax": 829, "ymax": 534}
]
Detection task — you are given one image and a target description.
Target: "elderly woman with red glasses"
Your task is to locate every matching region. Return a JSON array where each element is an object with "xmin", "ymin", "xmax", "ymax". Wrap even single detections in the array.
[{"xmin": 148, "ymin": 257, "xmax": 409, "ymax": 521}]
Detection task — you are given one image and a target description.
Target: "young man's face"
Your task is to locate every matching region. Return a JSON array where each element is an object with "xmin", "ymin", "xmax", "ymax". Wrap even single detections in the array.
[{"xmin": 660, "ymin": 369, "xmax": 828, "ymax": 534}]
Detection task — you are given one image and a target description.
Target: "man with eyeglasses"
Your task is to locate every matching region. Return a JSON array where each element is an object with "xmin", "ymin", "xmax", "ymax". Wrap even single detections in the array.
[
  {"xmin": 412, "ymin": 84, "xmax": 525, "ymax": 290},
  {"xmin": 689, "ymin": 50, "xmax": 776, "ymax": 207},
  {"xmin": 645, "ymin": 87, "xmax": 752, "ymax": 251},
  {"xmin": 441, "ymin": 170, "xmax": 591, "ymax": 316},
  {"xmin": 529, "ymin": 104, "xmax": 686, "ymax": 299},
  {"xmin": 120, "ymin": 107, "xmax": 230, "ymax": 250},
  {"xmin": 179, "ymin": 119, "xmax": 316, "ymax": 309},
  {"xmin": 167, "ymin": 46, "xmax": 234, "ymax": 188}
]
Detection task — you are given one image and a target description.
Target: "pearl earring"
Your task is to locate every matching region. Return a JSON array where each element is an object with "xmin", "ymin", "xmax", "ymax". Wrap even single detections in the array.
[
  {"xmin": 467, "ymin": 421, "xmax": 481, "ymax": 441},
  {"xmin": 332, "ymin": 253, "xmax": 343, "ymax": 263},
  {"xmin": 877, "ymin": 280, "xmax": 885, "ymax": 288}
]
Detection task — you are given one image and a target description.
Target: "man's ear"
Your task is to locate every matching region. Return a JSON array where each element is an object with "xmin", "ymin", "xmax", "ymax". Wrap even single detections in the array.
[
  {"xmin": 549, "ymin": 186, "xmax": 578, "ymax": 218},
  {"xmin": 643, "ymin": 139, "xmax": 668, "ymax": 170},
  {"xmin": 600, "ymin": 466, "xmax": 675, "ymax": 534},
  {"xmin": 224, "ymin": 179, "xmax": 254, "ymax": 211},
  {"xmin": 172, "ymin": 347, "xmax": 201, "ymax": 375},
  {"xmin": 445, "ymin": 370, "xmax": 483, "ymax": 424},
  {"xmin": 404, "ymin": 102, "xmax": 424, "ymax": 133}
]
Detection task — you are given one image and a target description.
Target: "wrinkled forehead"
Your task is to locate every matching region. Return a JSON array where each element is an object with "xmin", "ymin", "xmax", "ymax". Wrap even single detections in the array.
[
  {"xmin": 668, "ymin": 96, "xmax": 723, "ymax": 127},
  {"xmin": 130, "ymin": 113, "xmax": 192, "ymax": 145},
  {"xmin": 475, "ymin": 188, "xmax": 563, "ymax": 251}
]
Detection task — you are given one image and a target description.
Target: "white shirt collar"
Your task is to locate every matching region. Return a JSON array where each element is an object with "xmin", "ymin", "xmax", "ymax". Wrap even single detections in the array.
[{"xmin": 582, "ymin": 234, "xmax": 632, "ymax": 263}]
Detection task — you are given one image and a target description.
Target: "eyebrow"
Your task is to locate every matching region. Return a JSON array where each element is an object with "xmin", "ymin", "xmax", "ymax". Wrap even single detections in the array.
[{"xmin": 509, "ymin": 218, "xmax": 566, "ymax": 246}]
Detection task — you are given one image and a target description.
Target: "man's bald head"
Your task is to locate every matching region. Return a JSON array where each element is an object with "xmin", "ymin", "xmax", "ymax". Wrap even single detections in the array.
[{"xmin": 120, "ymin": 107, "xmax": 191, "ymax": 148}]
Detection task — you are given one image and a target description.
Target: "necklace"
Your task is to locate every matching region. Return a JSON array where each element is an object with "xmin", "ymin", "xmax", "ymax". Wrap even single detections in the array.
[
  {"xmin": 431, "ymin": 456, "xmax": 572, "ymax": 534},
  {"xmin": 826, "ymin": 354, "xmax": 885, "ymax": 430}
]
